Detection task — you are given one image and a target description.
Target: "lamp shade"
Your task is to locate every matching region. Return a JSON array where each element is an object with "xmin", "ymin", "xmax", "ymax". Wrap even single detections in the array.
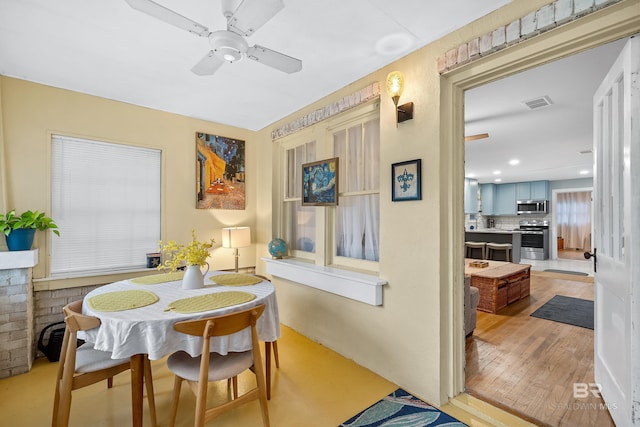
[
  {"xmin": 386, "ymin": 71, "xmax": 405, "ymax": 100},
  {"xmin": 221, "ymin": 226, "xmax": 251, "ymax": 248}
]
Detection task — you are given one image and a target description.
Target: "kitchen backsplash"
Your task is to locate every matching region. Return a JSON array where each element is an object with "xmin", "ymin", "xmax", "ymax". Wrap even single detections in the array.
[{"xmin": 465, "ymin": 213, "xmax": 552, "ymax": 230}]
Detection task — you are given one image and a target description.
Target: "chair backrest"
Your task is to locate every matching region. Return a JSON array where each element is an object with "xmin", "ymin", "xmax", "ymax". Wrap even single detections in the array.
[
  {"xmin": 62, "ymin": 299, "xmax": 101, "ymax": 333},
  {"xmin": 173, "ymin": 304, "xmax": 266, "ymax": 339}
]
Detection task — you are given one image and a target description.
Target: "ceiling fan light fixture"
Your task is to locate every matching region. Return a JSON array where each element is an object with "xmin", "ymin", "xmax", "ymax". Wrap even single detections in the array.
[{"xmin": 209, "ymin": 30, "xmax": 248, "ymax": 63}]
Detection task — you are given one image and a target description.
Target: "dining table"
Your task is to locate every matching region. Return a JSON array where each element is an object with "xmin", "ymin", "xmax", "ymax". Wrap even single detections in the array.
[{"xmin": 80, "ymin": 270, "xmax": 280, "ymax": 427}]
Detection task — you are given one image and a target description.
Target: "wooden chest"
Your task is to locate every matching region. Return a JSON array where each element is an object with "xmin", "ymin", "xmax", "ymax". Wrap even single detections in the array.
[{"xmin": 470, "ymin": 264, "xmax": 531, "ymax": 313}]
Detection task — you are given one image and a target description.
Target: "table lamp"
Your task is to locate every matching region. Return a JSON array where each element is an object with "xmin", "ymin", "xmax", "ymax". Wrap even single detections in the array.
[{"xmin": 221, "ymin": 226, "xmax": 251, "ymax": 272}]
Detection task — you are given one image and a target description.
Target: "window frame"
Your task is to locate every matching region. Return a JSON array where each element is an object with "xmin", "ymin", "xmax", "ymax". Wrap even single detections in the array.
[{"xmin": 276, "ymin": 100, "xmax": 380, "ymax": 273}]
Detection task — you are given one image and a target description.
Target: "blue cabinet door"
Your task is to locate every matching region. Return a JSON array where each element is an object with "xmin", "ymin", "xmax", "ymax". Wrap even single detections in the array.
[
  {"xmin": 480, "ymin": 183, "xmax": 495, "ymax": 215},
  {"xmin": 531, "ymin": 180, "xmax": 550, "ymax": 199},
  {"xmin": 516, "ymin": 182, "xmax": 531, "ymax": 200},
  {"xmin": 464, "ymin": 178, "xmax": 478, "ymax": 214},
  {"xmin": 494, "ymin": 183, "xmax": 516, "ymax": 215}
]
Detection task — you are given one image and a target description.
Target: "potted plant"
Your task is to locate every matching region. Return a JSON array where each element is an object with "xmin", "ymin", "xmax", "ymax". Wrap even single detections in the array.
[
  {"xmin": 158, "ymin": 230, "xmax": 214, "ymax": 289},
  {"xmin": 0, "ymin": 210, "xmax": 60, "ymax": 251}
]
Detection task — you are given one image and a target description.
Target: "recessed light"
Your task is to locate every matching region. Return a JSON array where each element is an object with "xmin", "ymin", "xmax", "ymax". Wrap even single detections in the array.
[
  {"xmin": 509, "ymin": 159, "xmax": 520, "ymax": 165},
  {"xmin": 493, "ymin": 170, "xmax": 501, "ymax": 175},
  {"xmin": 495, "ymin": 178, "xmax": 502, "ymax": 182},
  {"xmin": 467, "ymin": 173, "xmax": 476, "ymax": 178},
  {"xmin": 579, "ymin": 170, "xmax": 590, "ymax": 175}
]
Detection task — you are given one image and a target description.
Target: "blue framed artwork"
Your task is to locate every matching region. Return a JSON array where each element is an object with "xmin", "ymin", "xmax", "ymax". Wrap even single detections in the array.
[
  {"xmin": 392, "ymin": 159, "xmax": 421, "ymax": 201},
  {"xmin": 302, "ymin": 157, "xmax": 339, "ymax": 206}
]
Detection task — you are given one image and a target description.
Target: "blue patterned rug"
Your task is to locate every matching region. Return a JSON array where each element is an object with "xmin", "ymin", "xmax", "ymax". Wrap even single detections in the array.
[{"xmin": 339, "ymin": 388, "xmax": 468, "ymax": 427}]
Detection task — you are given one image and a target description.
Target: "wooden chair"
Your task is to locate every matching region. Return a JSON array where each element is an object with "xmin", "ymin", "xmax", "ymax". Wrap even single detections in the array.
[
  {"xmin": 167, "ymin": 304, "xmax": 270, "ymax": 427},
  {"xmin": 52, "ymin": 299, "xmax": 157, "ymax": 427},
  {"xmin": 253, "ymin": 274, "xmax": 279, "ymax": 399}
]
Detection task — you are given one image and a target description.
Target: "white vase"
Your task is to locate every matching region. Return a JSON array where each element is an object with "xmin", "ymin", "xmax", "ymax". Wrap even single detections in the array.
[{"xmin": 181, "ymin": 263, "xmax": 209, "ymax": 290}]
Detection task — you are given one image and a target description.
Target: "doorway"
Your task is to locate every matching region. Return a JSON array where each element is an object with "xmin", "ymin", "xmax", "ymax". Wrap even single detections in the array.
[
  {"xmin": 552, "ymin": 189, "xmax": 593, "ymax": 262},
  {"xmin": 456, "ymin": 13, "xmax": 636, "ymax": 425}
]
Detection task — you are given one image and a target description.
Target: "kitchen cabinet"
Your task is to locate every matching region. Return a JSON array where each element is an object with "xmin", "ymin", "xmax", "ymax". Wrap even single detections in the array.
[
  {"xmin": 494, "ymin": 183, "xmax": 516, "ymax": 215},
  {"xmin": 480, "ymin": 183, "xmax": 495, "ymax": 215},
  {"xmin": 516, "ymin": 180, "xmax": 549, "ymax": 200},
  {"xmin": 464, "ymin": 178, "xmax": 479, "ymax": 214}
]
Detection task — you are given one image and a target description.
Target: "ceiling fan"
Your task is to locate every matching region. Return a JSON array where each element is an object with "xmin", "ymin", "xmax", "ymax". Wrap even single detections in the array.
[
  {"xmin": 464, "ymin": 133, "xmax": 489, "ymax": 142},
  {"xmin": 124, "ymin": 0, "xmax": 303, "ymax": 76}
]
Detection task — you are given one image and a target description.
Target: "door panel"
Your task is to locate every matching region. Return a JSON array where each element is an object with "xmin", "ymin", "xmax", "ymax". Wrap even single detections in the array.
[{"xmin": 593, "ymin": 36, "xmax": 639, "ymax": 426}]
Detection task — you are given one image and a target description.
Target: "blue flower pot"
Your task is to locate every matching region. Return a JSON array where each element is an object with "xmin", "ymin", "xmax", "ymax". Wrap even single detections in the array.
[{"xmin": 5, "ymin": 228, "xmax": 36, "ymax": 251}]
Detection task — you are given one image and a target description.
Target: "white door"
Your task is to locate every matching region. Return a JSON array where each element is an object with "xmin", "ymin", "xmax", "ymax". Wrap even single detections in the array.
[{"xmin": 592, "ymin": 36, "xmax": 640, "ymax": 426}]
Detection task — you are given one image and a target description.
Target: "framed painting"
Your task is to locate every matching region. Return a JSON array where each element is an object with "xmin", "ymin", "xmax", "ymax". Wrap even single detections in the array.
[
  {"xmin": 195, "ymin": 132, "xmax": 245, "ymax": 210},
  {"xmin": 391, "ymin": 159, "xmax": 421, "ymax": 201},
  {"xmin": 302, "ymin": 157, "xmax": 339, "ymax": 206}
]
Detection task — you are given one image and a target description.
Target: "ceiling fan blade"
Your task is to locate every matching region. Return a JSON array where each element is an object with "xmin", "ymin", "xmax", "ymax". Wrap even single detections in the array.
[
  {"xmin": 125, "ymin": 0, "xmax": 209, "ymax": 36},
  {"xmin": 464, "ymin": 133, "xmax": 489, "ymax": 142},
  {"xmin": 246, "ymin": 45, "xmax": 302, "ymax": 74},
  {"xmin": 191, "ymin": 51, "xmax": 225, "ymax": 76},
  {"xmin": 227, "ymin": 0, "xmax": 284, "ymax": 37}
]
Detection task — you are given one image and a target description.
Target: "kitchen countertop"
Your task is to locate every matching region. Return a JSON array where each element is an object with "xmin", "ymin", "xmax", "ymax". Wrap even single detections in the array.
[{"xmin": 466, "ymin": 228, "xmax": 520, "ymax": 234}]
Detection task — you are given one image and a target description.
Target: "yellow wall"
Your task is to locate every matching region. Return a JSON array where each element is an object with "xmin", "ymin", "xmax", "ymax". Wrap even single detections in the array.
[
  {"xmin": 255, "ymin": 0, "xmax": 638, "ymax": 405},
  {"xmin": 0, "ymin": 77, "xmax": 258, "ymax": 282}
]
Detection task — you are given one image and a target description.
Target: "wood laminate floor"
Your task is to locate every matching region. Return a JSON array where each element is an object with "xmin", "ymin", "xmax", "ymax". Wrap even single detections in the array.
[
  {"xmin": 465, "ymin": 271, "xmax": 615, "ymax": 427},
  {"xmin": 558, "ymin": 249, "xmax": 591, "ymax": 261}
]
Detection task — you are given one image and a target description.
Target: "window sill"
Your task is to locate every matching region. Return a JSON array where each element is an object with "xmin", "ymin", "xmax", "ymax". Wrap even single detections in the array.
[{"xmin": 262, "ymin": 257, "xmax": 386, "ymax": 306}]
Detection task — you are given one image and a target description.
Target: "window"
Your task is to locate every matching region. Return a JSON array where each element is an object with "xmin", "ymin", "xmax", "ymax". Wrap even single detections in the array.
[
  {"xmin": 283, "ymin": 140, "xmax": 316, "ymax": 257},
  {"xmin": 50, "ymin": 135, "xmax": 161, "ymax": 277},
  {"xmin": 279, "ymin": 103, "xmax": 380, "ymax": 271},
  {"xmin": 332, "ymin": 117, "xmax": 380, "ymax": 264}
]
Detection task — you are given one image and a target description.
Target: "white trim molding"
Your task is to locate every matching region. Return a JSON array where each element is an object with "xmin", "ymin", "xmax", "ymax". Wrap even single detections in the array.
[
  {"xmin": 270, "ymin": 83, "xmax": 380, "ymax": 140},
  {"xmin": 262, "ymin": 257, "xmax": 387, "ymax": 305}
]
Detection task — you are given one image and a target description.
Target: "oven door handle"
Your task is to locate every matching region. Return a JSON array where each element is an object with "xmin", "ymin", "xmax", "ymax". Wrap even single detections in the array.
[{"xmin": 520, "ymin": 230, "xmax": 544, "ymax": 234}]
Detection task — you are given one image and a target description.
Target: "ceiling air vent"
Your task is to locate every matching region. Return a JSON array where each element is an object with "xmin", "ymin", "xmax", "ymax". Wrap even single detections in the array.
[{"xmin": 523, "ymin": 95, "xmax": 553, "ymax": 110}]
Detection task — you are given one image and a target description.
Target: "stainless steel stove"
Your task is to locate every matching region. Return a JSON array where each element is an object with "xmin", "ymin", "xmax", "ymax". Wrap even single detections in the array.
[{"xmin": 519, "ymin": 219, "xmax": 550, "ymax": 260}]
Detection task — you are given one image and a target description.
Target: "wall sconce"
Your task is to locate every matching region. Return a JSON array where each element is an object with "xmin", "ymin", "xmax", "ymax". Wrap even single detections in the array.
[
  {"xmin": 386, "ymin": 71, "xmax": 414, "ymax": 127},
  {"xmin": 221, "ymin": 226, "xmax": 251, "ymax": 273}
]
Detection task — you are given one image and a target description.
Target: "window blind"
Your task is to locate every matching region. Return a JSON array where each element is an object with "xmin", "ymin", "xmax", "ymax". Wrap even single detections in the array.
[{"xmin": 50, "ymin": 135, "xmax": 161, "ymax": 276}]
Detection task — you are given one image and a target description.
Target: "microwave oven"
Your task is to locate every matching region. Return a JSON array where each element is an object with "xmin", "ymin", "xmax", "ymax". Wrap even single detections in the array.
[{"xmin": 516, "ymin": 200, "xmax": 548, "ymax": 214}]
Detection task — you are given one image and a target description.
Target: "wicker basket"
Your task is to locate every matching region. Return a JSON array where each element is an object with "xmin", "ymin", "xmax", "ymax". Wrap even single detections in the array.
[{"xmin": 471, "ymin": 265, "xmax": 531, "ymax": 313}]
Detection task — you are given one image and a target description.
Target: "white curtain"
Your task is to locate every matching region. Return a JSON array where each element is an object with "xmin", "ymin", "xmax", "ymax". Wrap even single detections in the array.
[
  {"xmin": 334, "ymin": 119, "xmax": 380, "ymax": 261},
  {"xmin": 557, "ymin": 191, "xmax": 592, "ymax": 250}
]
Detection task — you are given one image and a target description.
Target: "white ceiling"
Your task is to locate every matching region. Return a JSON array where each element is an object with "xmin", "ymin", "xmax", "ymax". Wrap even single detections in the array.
[
  {"xmin": 464, "ymin": 37, "xmax": 629, "ymax": 184},
  {"xmin": 0, "ymin": 0, "xmax": 511, "ymax": 131},
  {"xmin": 0, "ymin": 1, "xmax": 630, "ymax": 185}
]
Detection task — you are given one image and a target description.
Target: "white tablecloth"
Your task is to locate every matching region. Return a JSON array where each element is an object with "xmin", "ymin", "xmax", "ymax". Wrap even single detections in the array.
[{"xmin": 80, "ymin": 271, "xmax": 280, "ymax": 360}]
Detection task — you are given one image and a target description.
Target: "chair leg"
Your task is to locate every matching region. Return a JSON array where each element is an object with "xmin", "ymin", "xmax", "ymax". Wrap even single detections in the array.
[
  {"xmin": 143, "ymin": 356, "xmax": 157, "ymax": 427},
  {"xmin": 168, "ymin": 376, "xmax": 183, "ymax": 427},
  {"xmin": 107, "ymin": 377, "xmax": 113, "ymax": 388}
]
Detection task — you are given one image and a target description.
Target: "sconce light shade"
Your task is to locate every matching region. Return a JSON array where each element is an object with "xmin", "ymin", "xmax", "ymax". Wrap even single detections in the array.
[
  {"xmin": 386, "ymin": 71, "xmax": 413, "ymax": 126},
  {"xmin": 221, "ymin": 226, "xmax": 251, "ymax": 249},
  {"xmin": 386, "ymin": 71, "xmax": 405, "ymax": 103}
]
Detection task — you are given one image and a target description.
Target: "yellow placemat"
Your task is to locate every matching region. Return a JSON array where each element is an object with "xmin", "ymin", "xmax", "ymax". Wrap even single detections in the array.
[
  {"xmin": 209, "ymin": 274, "xmax": 263, "ymax": 286},
  {"xmin": 130, "ymin": 271, "xmax": 185, "ymax": 285},
  {"xmin": 165, "ymin": 291, "xmax": 256, "ymax": 314},
  {"xmin": 88, "ymin": 290, "xmax": 159, "ymax": 312}
]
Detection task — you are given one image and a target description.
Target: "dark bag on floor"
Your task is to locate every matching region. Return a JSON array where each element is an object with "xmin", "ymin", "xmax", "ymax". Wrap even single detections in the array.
[{"xmin": 38, "ymin": 322, "xmax": 84, "ymax": 362}]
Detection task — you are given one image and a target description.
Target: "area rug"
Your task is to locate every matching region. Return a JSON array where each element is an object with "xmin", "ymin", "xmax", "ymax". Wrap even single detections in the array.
[
  {"xmin": 544, "ymin": 269, "xmax": 589, "ymax": 276},
  {"xmin": 530, "ymin": 295, "xmax": 594, "ymax": 329},
  {"xmin": 339, "ymin": 388, "xmax": 467, "ymax": 427}
]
